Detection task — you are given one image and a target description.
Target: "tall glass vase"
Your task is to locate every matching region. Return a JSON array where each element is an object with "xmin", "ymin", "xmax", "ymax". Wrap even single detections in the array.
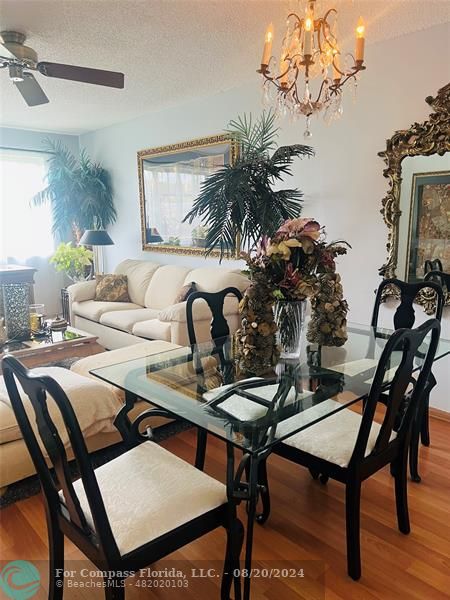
[{"xmin": 274, "ymin": 300, "xmax": 306, "ymax": 359}]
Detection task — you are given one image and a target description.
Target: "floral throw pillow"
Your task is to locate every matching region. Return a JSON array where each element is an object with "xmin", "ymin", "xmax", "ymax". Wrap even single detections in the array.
[
  {"xmin": 95, "ymin": 274, "xmax": 130, "ymax": 302},
  {"xmin": 175, "ymin": 282, "xmax": 197, "ymax": 303}
]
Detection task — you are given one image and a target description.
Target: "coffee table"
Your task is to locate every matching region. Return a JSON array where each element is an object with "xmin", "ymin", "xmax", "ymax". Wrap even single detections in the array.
[{"xmin": 0, "ymin": 326, "xmax": 104, "ymax": 373}]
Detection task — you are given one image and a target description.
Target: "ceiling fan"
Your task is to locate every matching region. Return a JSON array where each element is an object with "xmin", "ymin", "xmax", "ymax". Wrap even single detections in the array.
[{"xmin": 0, "ymin": 31, "xmax": 124, "ymax": 106}]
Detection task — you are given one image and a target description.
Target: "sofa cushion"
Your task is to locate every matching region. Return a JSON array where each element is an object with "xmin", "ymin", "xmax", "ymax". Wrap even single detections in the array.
[
  {"xmin": 72, "ymin": 300, "xmax": 142, "ymax": 323},
  {"xmin": 184, "ymin": 268, "xmax": 249, "ymax": 293},
  {"xmin": 144, "ymin": 265, "xmax": 191, "ymax": 309},
  {"xmin": 115, "ymin": 259, "xmax": 160, "ymax": 306},
  {"xmin": 100, "ymin": 308, "xmax": 161, "ymax": 333},
  {"xmin": 0, "ymin": 367, "xmax": 120, "ymax": 446},
  {"xmin": 63, "ymin": 441, "xmax": 227, "ymax": 555},
  {"xmin": 95, "ymin": 274, "xmax": 130, "ymax": 302},
  {"xmin": 71, "ymin": 341, "xmax": 181, "ymax": 402},
  {"xmin": 174, "ymin": 281, "xmax": 197, "ymax": 303},
  {"xmin": 132, "ymin": 319, "xmax": 172, "ymax": 341},
  {"xmin": 159, "ymin": 296, "xmax": 239, "ymax": 323}
]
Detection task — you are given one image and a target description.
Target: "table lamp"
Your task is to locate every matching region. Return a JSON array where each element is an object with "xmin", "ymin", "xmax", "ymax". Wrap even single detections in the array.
[
  {"xmin": 79, "ymin": 230, "xmax": 114, "ymax": 275},
  {"xmin": 146, "ymin": 227, "xmax": 163, "ymax": 243}
]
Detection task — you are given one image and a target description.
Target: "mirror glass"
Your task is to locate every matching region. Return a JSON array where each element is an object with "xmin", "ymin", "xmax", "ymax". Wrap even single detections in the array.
[
  {"xmin": 138, "ymin": 137, "xmax": 237, "ymax": 256},
  {"xmin": 397, "ymin": 153, "xmax": 449, "ymax": 282}
]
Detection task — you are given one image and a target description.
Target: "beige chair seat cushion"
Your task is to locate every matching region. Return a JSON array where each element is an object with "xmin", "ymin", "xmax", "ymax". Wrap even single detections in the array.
[
  {"xmin": 277, "ymin": 400, "xmax": 397, "ymax": 468},
  {"xmin": 0, "ymin": 367, "xmax": 121, "ymax": 446},
  {"xmin": 63, "ymin": 441, "xmax": 227, "ymax": 556},
  {"xmin": 132, "ymin": 319, "xmax": 172, "ymax": 341},
  {"xmin": 72, "ymin": 300, "xmax": 142, "ymax": 323},
  {"xmin": 100, "ymin": 308, "xmax": 161, "ymax": 333}
]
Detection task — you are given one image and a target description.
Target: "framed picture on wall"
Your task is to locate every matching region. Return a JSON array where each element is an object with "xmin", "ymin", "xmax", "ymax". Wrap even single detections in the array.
[
  {"xmin": 406, "ymin": 170, "xmax": 450, "ymax": 282},
  {"xmin": 137, "ymin": 134, "xmax": 239, "ymax": 257}
]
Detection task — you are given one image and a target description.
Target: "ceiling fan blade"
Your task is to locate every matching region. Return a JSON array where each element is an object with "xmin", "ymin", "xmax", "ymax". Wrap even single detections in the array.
[
  {"xmin": 37, "ymin": 61, "xmax": 124, "ymax": 88},
  {"xmin": 14, "ymin": 73, "xmax": 49, "ymax": 106},
  {"xmin": 0, "ymin": 43, "xmax": 18, "ymax": 60}
]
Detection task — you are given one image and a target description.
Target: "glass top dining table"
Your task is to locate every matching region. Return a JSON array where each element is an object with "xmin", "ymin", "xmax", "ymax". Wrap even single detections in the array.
[
  {"xmin": 91, "ymin": 320, "xmax": 449, "ymax": 600},
  {"xmin": 91, "ymin": 321, "xmax": 450, "ymax": 456}
]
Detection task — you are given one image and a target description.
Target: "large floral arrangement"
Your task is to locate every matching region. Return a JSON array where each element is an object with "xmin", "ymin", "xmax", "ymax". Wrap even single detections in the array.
[
  {"xmin": 242, "ymin": 218, "xmax": 349, "ymax": 300},
  {"xmin": 236, "ymin": 218, "xmax": 350, "ymax": 372}
]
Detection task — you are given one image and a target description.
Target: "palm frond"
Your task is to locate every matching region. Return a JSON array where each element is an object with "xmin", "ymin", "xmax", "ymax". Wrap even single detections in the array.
[
  {"xmin": 226, "ymin": 110, "xmax": 278, "ymax": 159},
  {"xmin": 31, "ymin": 141, "xmax": 116, "ymax": 241},
  {"xmin": 183, "ymin": 112, "xmax": 313, "ymax": 260}
]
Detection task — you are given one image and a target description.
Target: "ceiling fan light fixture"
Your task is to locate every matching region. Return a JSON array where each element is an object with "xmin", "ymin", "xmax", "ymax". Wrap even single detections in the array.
[{"xmin": 9, "ymin": 64, "xmax": 24, "ymax": 82}]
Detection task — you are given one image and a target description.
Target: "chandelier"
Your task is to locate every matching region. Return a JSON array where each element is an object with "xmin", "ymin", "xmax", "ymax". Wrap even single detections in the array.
[{"xmin": 257, "ymin": 0, "xmax": 366, "ymax": 137}]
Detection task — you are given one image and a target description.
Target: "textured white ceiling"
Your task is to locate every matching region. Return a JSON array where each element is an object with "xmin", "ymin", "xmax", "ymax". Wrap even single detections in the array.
[{"xmin": 0, "ymin": 0, "xmax": 449, "ymax": 134}]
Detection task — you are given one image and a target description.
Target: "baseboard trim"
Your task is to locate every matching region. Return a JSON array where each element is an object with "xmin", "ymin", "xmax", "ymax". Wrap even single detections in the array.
[{"xmin": 430, "ymin": 407, "xmax": 450, "ymax": 423}]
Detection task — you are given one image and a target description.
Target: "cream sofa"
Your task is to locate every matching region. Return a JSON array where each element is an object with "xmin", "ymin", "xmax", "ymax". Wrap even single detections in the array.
[{"xmin": 68, "ymin": 259, "xmax": 249, "ymax": 350}]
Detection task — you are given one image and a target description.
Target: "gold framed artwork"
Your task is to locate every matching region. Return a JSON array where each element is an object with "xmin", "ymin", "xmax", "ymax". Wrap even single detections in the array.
[
  {"xmin": 406, "ymin": 171, "xmax": 450, "ymax": 283},
  {"xmin": 138, "ymin": 134, "xmax": 240, "ymax": 257},
  {"xmin": 378, "ymin": 83, "xmax": 450, "ymax": 313}
]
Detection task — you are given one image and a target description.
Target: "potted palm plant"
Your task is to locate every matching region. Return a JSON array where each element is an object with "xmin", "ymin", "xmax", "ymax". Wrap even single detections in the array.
[
  {"xmin": 32, "ymin": 139, "xmax": 117, "ymax": 242},
  {"xmin": 183, "ymin": 111, "xmax": 314, "ymax": 260}
]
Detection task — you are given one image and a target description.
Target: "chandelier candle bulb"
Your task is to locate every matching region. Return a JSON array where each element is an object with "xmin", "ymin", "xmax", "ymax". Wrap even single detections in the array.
[
  {"xmin": 355, "ymin": 17, "xmax": 365, "ymax": 62},
  {"xmin": 261, "ymin": 23, "xmax": 274, "ymax": 66},
  {"xmin": 303, "ymin": 14, "xmax": 314, "ymax": 56}
]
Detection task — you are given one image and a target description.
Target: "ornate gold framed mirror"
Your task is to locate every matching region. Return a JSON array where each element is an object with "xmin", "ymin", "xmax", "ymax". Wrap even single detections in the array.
[
  {"xmin": 138, "ymin": 134, "xmax": 239, "ymax": 257},
  {"xmin": 378, "ymin": 83, "xmax": 450, "ymax": 313}
]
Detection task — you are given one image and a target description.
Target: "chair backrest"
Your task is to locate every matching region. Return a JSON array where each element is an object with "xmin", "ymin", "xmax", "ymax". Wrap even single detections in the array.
[
  {"xmin": 186, "ymin": 287, "xmax": 243, "ymax": 347},
  {"xmin": 1, "ymin": 356, "xmax": 120, "ymax": 561},
  {"xmin": 424, "ymin": 270, "xmax": 450, "ymax": 294},
  {"xmin": 424, "ymin": 258, "xmax": 443, "ymax": 274},
  {"xmin": 349, "ymin": 319, "xmax": 440, "ymax": 467},
  {"xmin": 371, "ymin": 278, "xmax": 444, "ymax": 330}
]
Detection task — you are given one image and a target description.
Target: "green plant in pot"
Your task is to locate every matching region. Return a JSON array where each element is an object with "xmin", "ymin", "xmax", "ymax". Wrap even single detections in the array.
[
  {"xmin": 32, "ymin": 139, "xmax": 117, "ymax": 242},
  {"xmin": 191, "ymin": 225, "xmax": 209, "ymax": 248},
  {"xmin": 50, "ymin": 242, "xmax": 93, "ymax": 282},
  {"xmin": 183, "ymin": 111, "xmax": 314, "ymax": 260},
  {"xmin": 184, "ymin": 111, "xmax": 314, "ymax": 374}
]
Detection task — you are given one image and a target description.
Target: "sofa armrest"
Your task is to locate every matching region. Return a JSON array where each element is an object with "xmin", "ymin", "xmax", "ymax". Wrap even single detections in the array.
[
  {"xmin": 67, "ymin": 280, "xmax": 97, "ymax": 303},
  {"xmin": 159, "ymin": 296, "xmax": 240, "ymax": 323}
]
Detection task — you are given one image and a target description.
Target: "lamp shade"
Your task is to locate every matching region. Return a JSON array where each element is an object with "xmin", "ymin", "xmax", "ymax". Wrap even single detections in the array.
[
  {"xmin": 146, "ymin": 227, "xmax": 163, "ymax": 243},
  {"xmin": 79, "ymin": 230, "xmax": 114, "ymax": 246}
]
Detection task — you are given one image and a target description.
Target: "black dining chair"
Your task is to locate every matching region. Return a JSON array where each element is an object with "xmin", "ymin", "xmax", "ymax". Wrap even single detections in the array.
[
  {"xmin": 424, "ymin": 258, "xmax": 443, "ymax": 275},
  {"xmin": 424, "ymin": 269, "xmax": 450, "ymax": 295},
  {"xmin": 186, "ymin": 287, "xmax": 243, "ymax": 470},
  {"xmin": 2, "ymin": 355, "xmax": 243, "ymax": 600},
  {"xmin": 257, "ymin": 319, "xmax": 440, "ymax": 581},
  {"xmin": 371, "ymin": 277, "xmax": 444, "ymax": 481}
]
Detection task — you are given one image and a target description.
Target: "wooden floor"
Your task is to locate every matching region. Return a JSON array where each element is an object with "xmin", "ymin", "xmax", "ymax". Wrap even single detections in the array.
[{"xmin": 1, "ymin": 417, "xmax": 449, "ymax": 600}]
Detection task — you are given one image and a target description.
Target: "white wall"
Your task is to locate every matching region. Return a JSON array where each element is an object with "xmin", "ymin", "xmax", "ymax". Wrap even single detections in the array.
[
  {"xmin": 80, "ymin": 23, "xmax": 450, "ymax": 410},
  {"xmin": 0, "ymin": 127, "xmax": 80, "ymax": 315}
]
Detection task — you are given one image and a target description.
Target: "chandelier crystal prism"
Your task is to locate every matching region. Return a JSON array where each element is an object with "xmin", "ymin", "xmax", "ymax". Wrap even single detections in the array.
[{"xmin": 257, "ymin": 0, "xmax": 366, "ymax": 137}]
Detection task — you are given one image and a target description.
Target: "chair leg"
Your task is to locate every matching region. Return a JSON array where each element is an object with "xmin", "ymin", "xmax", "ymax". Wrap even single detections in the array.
[
  {"xmin": 104, "ymin": 578, "xmax": 125, "ymax": 600},
  {"xmin": 221, "ymin": 517, "xmax": 244, "ymax": 600},
  {"xmin": 409, "ymin": 391, "xmax": 430, "ymax": 483},
  {"xmin": 48, "ymin": 520, "xmax": 64, "ymax": 600},
  {"xmin": 195, "ymin": 428, "xmax": 208, "ymax": 470},
  {"xmin": 420, "ymin": 395, "xmax": 430, "ymax": 447},
  {"xmin": 256, "ymin": 458, "xmax": 271, "ymax": 525},
  {"xmin": 345, "ymin": 480, "xmax": 362, "ymax": 581},
  {"xmin": 308, "ymin": 468, "xmax": 320, "ymax": 480},
  {"xmin": 394, "ymin": 452, "xmax": 410, "ymax": 535}
]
